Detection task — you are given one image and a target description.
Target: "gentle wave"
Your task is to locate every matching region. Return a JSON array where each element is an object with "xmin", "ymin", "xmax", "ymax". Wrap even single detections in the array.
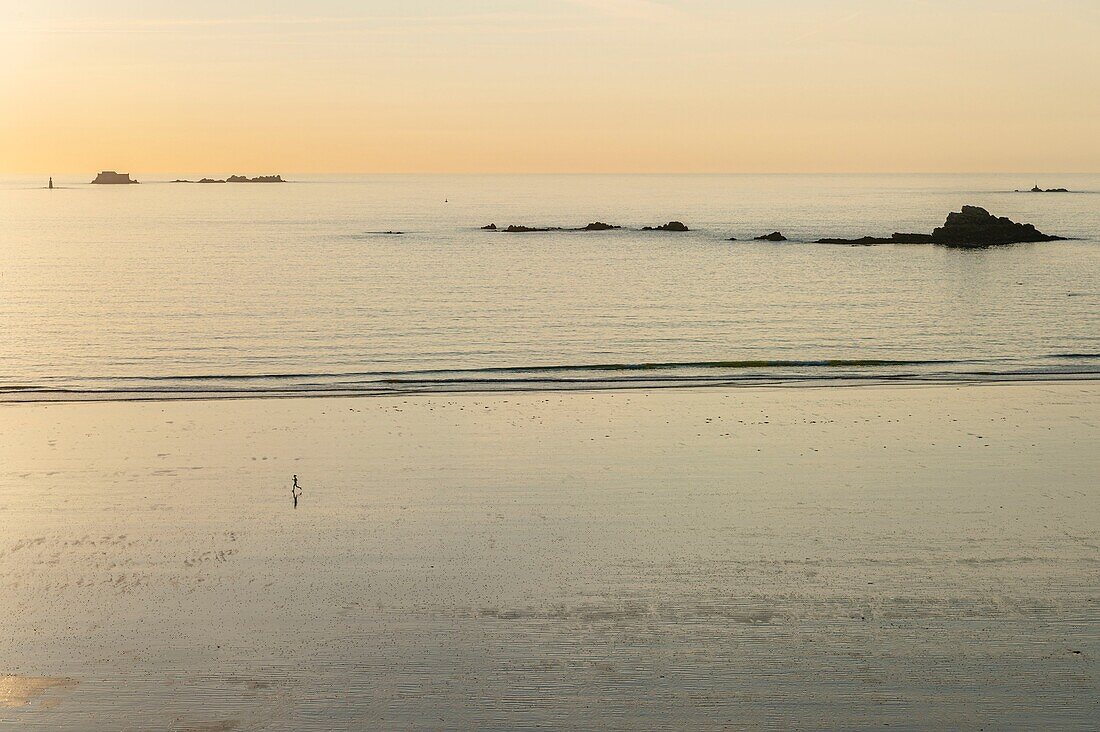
[{"xmin": 2, "ymin": 355, "xmax": 1099, "ymax": 403}]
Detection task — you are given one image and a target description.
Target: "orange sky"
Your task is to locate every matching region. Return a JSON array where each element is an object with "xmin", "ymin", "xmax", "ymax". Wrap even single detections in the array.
[{"xmin": 2, "ymin": 0, "xmax": 1098, "ymax": 173}]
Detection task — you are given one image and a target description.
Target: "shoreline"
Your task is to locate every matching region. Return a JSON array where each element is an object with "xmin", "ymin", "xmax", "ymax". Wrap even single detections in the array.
[{"xmin": 4, "ymin": 372, "xmax": 1100, "ymax": 406}]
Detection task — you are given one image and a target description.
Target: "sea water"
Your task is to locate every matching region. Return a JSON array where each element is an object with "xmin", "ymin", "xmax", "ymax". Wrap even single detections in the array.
[{"xmin": 2, "ymin": 173, "xmax": 1098, "ymax": 400}]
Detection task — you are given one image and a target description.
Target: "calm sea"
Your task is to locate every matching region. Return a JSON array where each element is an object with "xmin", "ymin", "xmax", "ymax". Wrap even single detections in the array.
[{"xmin": 1, "ymin": 173, "xmax": 1098, "ymax": 401}]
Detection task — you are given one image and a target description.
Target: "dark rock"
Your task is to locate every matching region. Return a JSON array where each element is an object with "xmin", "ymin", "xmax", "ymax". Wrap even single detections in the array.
[
  {"xmin": 643, "ymin": 221, "xmax": 690, "ymax": 232},
  {"xmin": 891, "ymin": 233, "xmax": 935, "ymax": 244},
  {"xmin": 177, "ymin": 175, "xmax": 284, "ymax": 183},
  {"xmin": 91, "ymin": 171, "xmax": 138, "ymax": 184},
  {"xmin": 505, "ymin": 225, "xmax": 558, "ymax": 233},
  {"xmin": 812, "ymin": 208, "xmax": 1063, "ymax": 247},
  {"xmin": 1023, "ymin": 185, "xmax": 1070, "ymax": 193},
  {"xmin": 754, "ymin": 232, "xmax": 787, "ymax": 241},
  {"xmin": 495, "ymin": 222, "xmax": 619, "ymax": 232},
  {"xmin": 226, "ymin": 174, "xmax": 284, "ymax": 183},
  {"xmin": 815, "ymin": 236, "xmax": 888, "ymax": 245},
  {"xmin": 727, "ymin": 237, "xmax": 738, "ymax": 241},
  {"xmin": 815, "ymin": 233, "xmax": 934, "ymax": 245},
  {"xmin": 931, "ymin": 205, "xmax": 1064, "ymax": 247}
]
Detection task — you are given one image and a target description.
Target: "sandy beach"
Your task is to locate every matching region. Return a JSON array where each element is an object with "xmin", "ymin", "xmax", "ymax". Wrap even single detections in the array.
[{"xmin": 1, "ymin": 382, "xmax": 1097, "ymax": 730}]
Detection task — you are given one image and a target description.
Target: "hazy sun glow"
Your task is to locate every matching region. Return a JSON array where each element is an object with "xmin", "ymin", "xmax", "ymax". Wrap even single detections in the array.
[{"xmin": 3, "ymin": 0, "xmax": 1098, "ymax": 173}]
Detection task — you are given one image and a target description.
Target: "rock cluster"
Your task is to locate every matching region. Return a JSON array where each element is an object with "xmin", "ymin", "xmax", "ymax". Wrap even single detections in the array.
[
  {"xmin": 643, "ymin": 221, "xmax": 689, "ymax": 232},
  {"xmin": 816, "ymin": 233, "xmax": 933, "ymax": 245},
  {"xmin": 227, "ymin": 175, "xmax": 284, "ymax": 183},
  {"xmin": 479, "ymin": 206, "xmax": 1065, "ymax": 248},
  {"xmin": 173, "ymin": 174, "xmax": 285, "ymax": 184},
  {"xmin": 931, "ymin": 206, "xmax": 1064, "ymax": 247},
  {"xmin": 1018, "ymin": 185, "xmax": 1070, "ymax": 193},
  {"xmin": 814, "ymin": 207, "xmax": 1063, "ymax": 247},
  {"xmin": 492, "ymin": 222, "xmax": 622, "ymax": 233}
]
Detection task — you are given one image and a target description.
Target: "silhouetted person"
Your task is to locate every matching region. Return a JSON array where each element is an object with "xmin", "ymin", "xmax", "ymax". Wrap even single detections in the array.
[
  {"xmin": 48, "ymin": 177, "xmax": 53, "ymax": 190},
  {"xmin": 292, "ymin": 474, "xmax": 303, "ymax": 509}
]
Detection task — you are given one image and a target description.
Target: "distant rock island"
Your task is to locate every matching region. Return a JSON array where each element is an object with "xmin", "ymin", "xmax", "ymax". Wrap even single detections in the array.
[
  {"xmin": 932, "ymin": 205, "xmax": 1065, "ymax": 246},
  {"xmin": 483, "ymin": 221, "xmax": 679, "ymax": 233},
  {"xmin": 504, "ymin": 225, "xmax": 558, "ymax": 233},
  {"xmin": 172, "ymin": 174, "xmax": 285, "ymax": 183},
  {"xmin": 815, "ymin": 206, "xmax": 1065, "ymax": 247},
  {"xmin": 490, "ymin": 222, "xmax": 623, "ymax": 233},
  {"xmin": 229, "ymin": 175, "xmax": 284, "ymax": 183},
  {"xmin": 642, "ymin": 221, "xmax": 690, "ymax": 232},
  {"xmin": 1016, "ymin": 184, "xmax": 1070, "ymax": 193},
  {"xmin": 816, "ymin": 233, "xmax": 933, "ymax": 245},
  {"xmin": 91, "ymin": 171, "xmax": 138, "ymax": 185},
  {"xmin": 480, "ymin": 209, "xmax": 1063, "ymax": 247}
]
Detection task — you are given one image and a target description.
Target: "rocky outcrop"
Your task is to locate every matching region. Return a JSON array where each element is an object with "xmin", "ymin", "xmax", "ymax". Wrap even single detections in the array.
[
  {"xmin": 482, "ymin": 208, "xmax": 1064, "ymax": 247},
  {"xmin": 885, "ymin": 232, "xmax": 935, "ymax": 244},
  {"xmin": 495, "ymin": 223, "xmax": 620, "ymax": 232},
  {"xmin": 505, "ymin": 225, "xmax": 558, "ymax": 233},
  {"xmin": 813, "ymin": 207, "xmax": 1063, "ymax": 247},
  {"xmin": 643, "ymin": 221, "xmax": 689, "ymax": 232},
  {"xmin": 1019, "ymin": 185, "xmax": 1070, "ymax": 193},
  {"xmin": 227, "ymin": 174, "xmax": 284, "ymax": 183},
  {"xmin": 174, "ymin": 175, "xmax": 284, "ymax": 183},
  {"xmin": 931, "ymin": 205, "xmax": 1064, "ymax": 247},
  {"xmin": 816, "ymin": 233, "xmax": 933, "ymax": 245},
  {"xmin": 91, "ymin": 171, "xmax": 138, "ymax": 184}
]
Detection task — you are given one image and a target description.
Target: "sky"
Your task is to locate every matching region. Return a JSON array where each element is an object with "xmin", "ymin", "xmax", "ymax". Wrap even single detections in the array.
[{"xmin": 2, "ymin": 0, "xmax": 1098, "ymax": 174}]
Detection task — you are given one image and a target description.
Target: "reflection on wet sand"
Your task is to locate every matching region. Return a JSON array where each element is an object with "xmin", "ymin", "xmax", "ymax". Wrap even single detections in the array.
[
  {"xmin": 0, "ymin": 676, "xmax": 76, "ymax": 709},
  {"xmin": 0, "ymin": 383, "xmax": 1097, "ymax": 730}
]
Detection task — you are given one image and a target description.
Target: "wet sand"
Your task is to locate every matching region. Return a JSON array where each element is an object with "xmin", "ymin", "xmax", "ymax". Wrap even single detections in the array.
[{"xmin": 1, "ymin": 383, "xmax": 1097, "ymax": 730}]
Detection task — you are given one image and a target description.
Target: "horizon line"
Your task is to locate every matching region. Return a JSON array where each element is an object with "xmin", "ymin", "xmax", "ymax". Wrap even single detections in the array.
[{"xmin": 5, "ymin": 171, "xmax": 1100, "ymax": 178}]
